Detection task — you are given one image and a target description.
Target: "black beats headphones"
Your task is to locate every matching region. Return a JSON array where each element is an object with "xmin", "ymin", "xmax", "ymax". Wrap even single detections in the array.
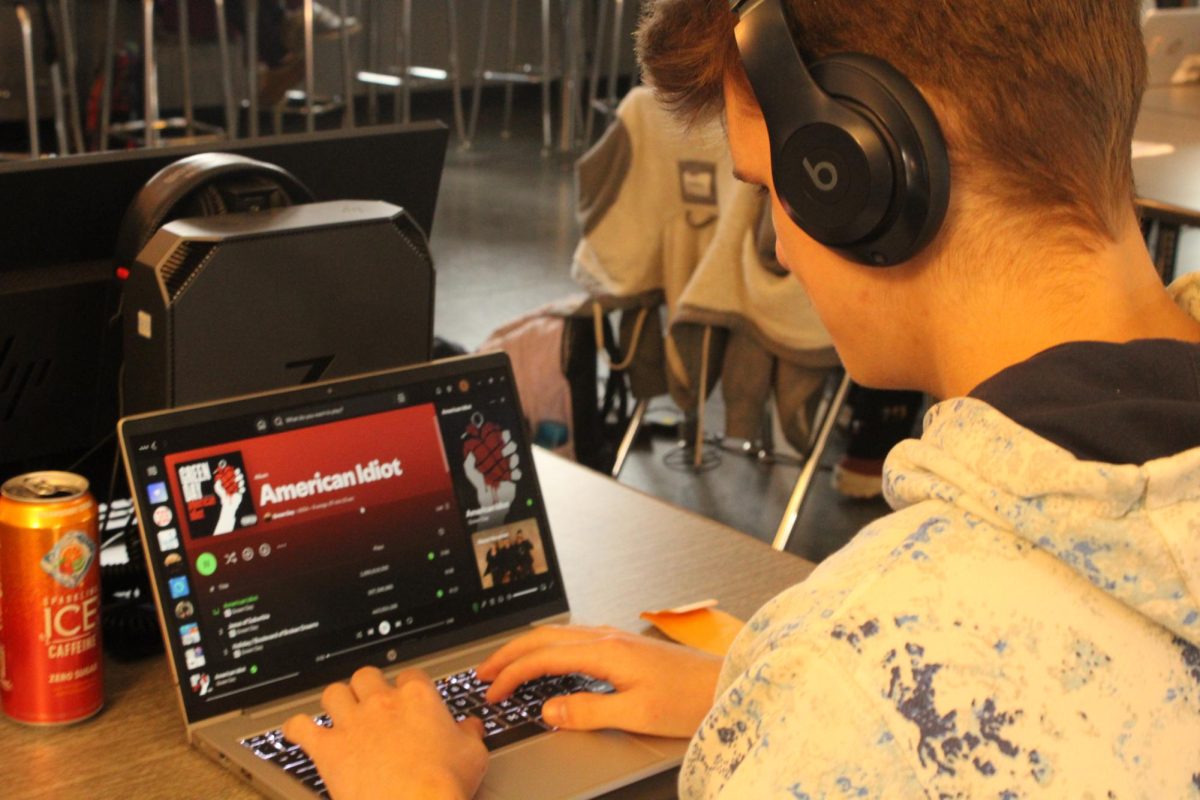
[
  {"xmin": 729, "ymin": 0, "xmax": 950, "ymax": 266},
  {"xmin": 114, "ymin": 152, "xmax": 315, "ymax": 271}
]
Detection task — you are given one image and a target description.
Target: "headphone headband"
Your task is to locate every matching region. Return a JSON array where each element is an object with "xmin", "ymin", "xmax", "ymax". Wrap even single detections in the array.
[
  {"xmin": 731, "ymin": 0, "xmax": 851, "ymax": 136},
  {"xmin": 729, "ymin": 0, "xmax": 950, "ymax": 266}
]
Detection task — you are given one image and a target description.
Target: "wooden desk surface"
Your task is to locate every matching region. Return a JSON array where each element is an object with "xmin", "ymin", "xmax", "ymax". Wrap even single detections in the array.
[{"xmin": 0, "ymin": 450, "xmax": 814, "ymax": 799}]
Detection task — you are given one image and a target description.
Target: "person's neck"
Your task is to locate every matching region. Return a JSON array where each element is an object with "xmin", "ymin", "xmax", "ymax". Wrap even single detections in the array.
[{"xmin": 914, "ymin": 213, "xmax": 1200, "ymax": 399}]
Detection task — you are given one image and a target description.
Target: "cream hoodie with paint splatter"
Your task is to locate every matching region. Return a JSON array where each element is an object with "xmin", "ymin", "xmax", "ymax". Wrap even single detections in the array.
[{"xmin": 682, "ymin": 275, "xmax": 1200, "ymax": 798}]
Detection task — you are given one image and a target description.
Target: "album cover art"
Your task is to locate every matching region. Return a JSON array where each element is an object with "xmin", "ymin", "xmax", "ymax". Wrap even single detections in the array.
[
  {"xmin": 471, "ymin": 518, "xmax": 547, "ymax": 590},
  {"xmin": 174, "ymin": 451, "xmax": 257, "ymax": 539}
]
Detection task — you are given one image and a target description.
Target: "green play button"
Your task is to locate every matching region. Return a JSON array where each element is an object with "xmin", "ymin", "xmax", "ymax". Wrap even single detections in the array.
[{"xmin": 196, "ymin": 552, "xmax": 218, "ymax": 576}]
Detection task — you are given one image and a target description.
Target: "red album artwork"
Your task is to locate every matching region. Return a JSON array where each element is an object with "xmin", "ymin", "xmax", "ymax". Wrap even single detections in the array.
[
  {"xmin": 460, "ymin": 411, "xmax": 523, "ymax": 526},
  {"xmin": 462, "ymin": 415, "xmax": 515, "ymax": 489},
  {"xmin": 174, "ymin": 452, "xmax": 257, "ymax": 539}
]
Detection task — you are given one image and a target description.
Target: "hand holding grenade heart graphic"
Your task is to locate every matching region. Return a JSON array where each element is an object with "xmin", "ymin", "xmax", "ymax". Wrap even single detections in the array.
[{"xmin": 462, "ymin": 412, "xmax": 522, "ymax": 526}]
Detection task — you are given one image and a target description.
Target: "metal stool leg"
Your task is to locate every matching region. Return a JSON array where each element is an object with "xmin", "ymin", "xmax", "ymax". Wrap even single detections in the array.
[
  {"xmin": 467, "ymin": 0, "xmax": 491, "ymax": 144},
  {"xmin": 246, "ymin": 0, "xmax": 259, "ymax": 137},
  {"xmin": 586, "ymin": 0, "xmax": 625, "ymax": 144},
  {"xmin": 179, "ymin": 0, "xmax": 196, "ymax": 137},
  {"xmin": 304, "ymin": 0, "xmax": 316, "ymax": 131},
  {"xmin": 365, "ymin": 0, "xmax": 379, "ymax": 123},
  {"xmin": 398, "ymin": 0, "xmax": 413, "ymax": 124},
  {"xmin": 56, "ymin": 0, "xmax": 84, "ymax": 152},
  {"xmin": 604, "ymin": 0, "xmax": 624, "ymax": 115},
  {"xmin": 102, "ymin": 0, "xmax": 228, "ymax": 148},
  {"xmin": 99, "ymin": 0, "xmax": 118, "ymax": 150},
  {"xmin": 16, "ymin": 3, "xmax": 39, "ymax": 158},
  {"xmin": 693, "ymin": 325, "xmax": 713, "ymax": 469},
  {"xmin": 445, "ymin": 0, "xmax": 465, "ymax": 143},
  {"xmin": 500, "ymin": 0, "xmax": 518, "ymax": 137},
  {"xmin": 611, "ymin": 398, "xmax": 648, "ymax": 478},
  {"xmin": 388, "ymin": 0, "xmax": 403, "ymax": 123},
  {"xmin": 349, "ymin": 0, "xmax": 475, "ymax": 140},
  {"xmin": 771, "ymin": 370, "xmax": 852, "ymax": 552},
  {"xmin": 583, "ymin": 0, "xmax": 609, "ymax": 144},
  {"xmin": 339, "ymin": 0, "xmax": 355, "ymax": 127},
  {"xmin": 559, "ymin": 0, "xmax": 583, "ymax": 151},
  {"xmin": 142, "ymin": 0, "xmax": 160, "ymax": 147},
  {"xmin": 32, "ymin": 0, "xmax": 70, "ymax": 155},
  {"xmin": 540, "ymin": 0, "xmax": 552, "ymax": 150},
  {"xmin": 213, "ymin": 0, "xmax": 237, "ymax": 138},
  {"xmin": 390, "ymin": 0, "xmax": 403, "ymax": 123}
]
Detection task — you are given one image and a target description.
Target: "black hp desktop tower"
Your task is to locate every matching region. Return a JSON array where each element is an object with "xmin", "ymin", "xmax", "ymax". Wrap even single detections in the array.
[{"xmin": 122, "ymin": 200, "xmax": 434, "ymax": 414}]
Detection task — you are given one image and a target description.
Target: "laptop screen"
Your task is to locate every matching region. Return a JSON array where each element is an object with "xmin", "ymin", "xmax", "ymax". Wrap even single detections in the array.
[{"xmin": 119, "ymin": 353, "xmax": 568, "ymax": 724}]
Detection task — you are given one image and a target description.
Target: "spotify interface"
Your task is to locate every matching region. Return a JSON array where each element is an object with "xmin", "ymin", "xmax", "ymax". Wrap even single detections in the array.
[{"xmin": 127, "ymin": 362, "xmax": 564, "ymax": 720}]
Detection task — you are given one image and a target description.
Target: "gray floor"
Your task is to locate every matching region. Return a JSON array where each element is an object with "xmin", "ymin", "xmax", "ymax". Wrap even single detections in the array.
[{"xmin": 429, "ymin": 93, "xmax": 892, "ymax": 564}]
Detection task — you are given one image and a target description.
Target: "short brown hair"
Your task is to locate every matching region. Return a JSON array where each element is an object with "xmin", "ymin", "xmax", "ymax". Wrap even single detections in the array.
[{"xmin": 637, "ymin": 0, "xmax": 1147, "ymax": 243}]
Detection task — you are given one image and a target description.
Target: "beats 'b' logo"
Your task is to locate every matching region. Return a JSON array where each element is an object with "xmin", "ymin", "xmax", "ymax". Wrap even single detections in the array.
[{"xmin": 803, "ymin": 157, "xmax": 839, "ymax": 192}]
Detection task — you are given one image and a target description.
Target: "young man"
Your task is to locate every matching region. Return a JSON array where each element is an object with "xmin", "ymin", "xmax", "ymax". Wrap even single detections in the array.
[{"xmin": 284, "ymin": 1, "xmax": 1200, "ymax": 796}]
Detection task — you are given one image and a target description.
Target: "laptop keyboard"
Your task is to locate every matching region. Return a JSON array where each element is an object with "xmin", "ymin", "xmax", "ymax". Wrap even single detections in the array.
[{"xmin": 240, "ymin": 669, "xmax": 615, "ymax": 797}]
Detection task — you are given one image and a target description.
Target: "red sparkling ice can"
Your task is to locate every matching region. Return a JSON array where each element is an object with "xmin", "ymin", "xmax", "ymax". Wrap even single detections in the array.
[{"xmin": 0, "ymin": 471, "xmax": 104, "ymax": 725}]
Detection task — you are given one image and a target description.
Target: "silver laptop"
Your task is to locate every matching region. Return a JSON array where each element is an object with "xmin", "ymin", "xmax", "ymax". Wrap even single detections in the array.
[
  {"xmin": 1144, "ymin": 7, "xmax": 1200, "ymax": 86},
  {"xmin": 118, "ymin": 352, "xmax": 686, "ymax": 799}
]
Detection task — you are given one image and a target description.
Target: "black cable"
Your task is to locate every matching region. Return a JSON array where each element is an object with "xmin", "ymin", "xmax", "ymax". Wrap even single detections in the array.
[
  {"xmin": 101, "ymin": 595, "xmax": 162, "ymax": 661},
  {"xmin": 99, "ymin": 441, "xmax": 146, "ymax": 569},
  {"xmin": 100, "ymin": 559, "xmax": 151, "ymax": 597},
  {"xmin": 65, "ymin": 430, "xmax": 115, "ymax": 475},
  {"xmin": 91, "ymin": 441, "xmax": 123, "ymax": 536}
]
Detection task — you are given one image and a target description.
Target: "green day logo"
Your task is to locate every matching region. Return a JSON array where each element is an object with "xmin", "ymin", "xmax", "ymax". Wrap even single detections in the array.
[{"xmin": 40, "ymin": 532, "xmax": 96, "ymax": 589}]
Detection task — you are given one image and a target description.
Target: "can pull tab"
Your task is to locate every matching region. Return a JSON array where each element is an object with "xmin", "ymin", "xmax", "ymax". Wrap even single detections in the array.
[
  {"xmin": 1, "ymin": 471, "xmax": 89, "ymax": 502},
  {"xmin": 25, "ymin": 479, "xmax": 73, "ymax": 500}
]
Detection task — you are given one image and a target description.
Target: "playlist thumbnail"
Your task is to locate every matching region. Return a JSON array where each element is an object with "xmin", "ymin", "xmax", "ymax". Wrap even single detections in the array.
[{"xmin": 471, "ymin": 519, "xmax": 548, "ymax": 589}]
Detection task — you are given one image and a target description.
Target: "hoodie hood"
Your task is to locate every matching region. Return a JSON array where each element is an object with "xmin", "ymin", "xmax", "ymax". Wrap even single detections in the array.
[
  {"xmin": 885, "ymin": 398, "xmax": 1200, "ymax": 643},
  {"xmin": 884, "ymin": 272, "xmax": 1200, "ymax": 645}
]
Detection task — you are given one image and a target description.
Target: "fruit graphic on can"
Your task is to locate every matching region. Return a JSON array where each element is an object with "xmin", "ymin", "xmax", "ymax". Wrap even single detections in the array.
[{"xmin": 0, "ymin": 471, "xmax": 103, "ymax": 725}]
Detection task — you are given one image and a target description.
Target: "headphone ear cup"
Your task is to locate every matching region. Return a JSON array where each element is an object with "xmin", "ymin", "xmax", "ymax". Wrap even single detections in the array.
[
  {"xmin": 114, "ymin": 152, "xmax": 315, "ymax": 270},
  {"xmin": 799, "ymin": 54, "xmax": 950, "ymax": 266}
]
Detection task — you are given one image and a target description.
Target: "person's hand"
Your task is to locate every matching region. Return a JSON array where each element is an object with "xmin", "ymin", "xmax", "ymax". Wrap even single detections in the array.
[
  {"xmin": 282, "ymin": 667, "xmax": 488, "ymax": 800},
  {"xmin": 476, "ymin": 625, "xmax": 722, "ymax": 739},
  {"xmin": 213, "ymin": 463, "xmax": 244, "ymax": 501}
]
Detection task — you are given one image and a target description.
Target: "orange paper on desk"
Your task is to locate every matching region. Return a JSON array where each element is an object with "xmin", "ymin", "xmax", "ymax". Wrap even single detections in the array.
[{"xmin": 640, "ymin": 599, "xmax": 745, "ymax": 656}]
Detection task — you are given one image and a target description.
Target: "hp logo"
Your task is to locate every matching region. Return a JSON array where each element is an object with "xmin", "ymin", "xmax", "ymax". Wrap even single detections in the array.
[{"xmin": 802, "ymin": 157, "xmax": 839, "ymax": 192}]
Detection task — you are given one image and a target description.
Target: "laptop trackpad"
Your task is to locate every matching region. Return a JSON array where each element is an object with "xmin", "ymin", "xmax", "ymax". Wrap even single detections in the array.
[{"xmin": 480, "ymin": 730, "xmax": 681, "ymax": 800}]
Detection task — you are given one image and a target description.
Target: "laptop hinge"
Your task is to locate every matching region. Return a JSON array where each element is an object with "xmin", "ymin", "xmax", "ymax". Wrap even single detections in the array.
[
  {"xmin": 245, "ymin": 687, "xmax": 325, "ymax": 719},
  {"xmin": 190, "ymin": 709, "xmax": 246, "ymax": 737}
]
